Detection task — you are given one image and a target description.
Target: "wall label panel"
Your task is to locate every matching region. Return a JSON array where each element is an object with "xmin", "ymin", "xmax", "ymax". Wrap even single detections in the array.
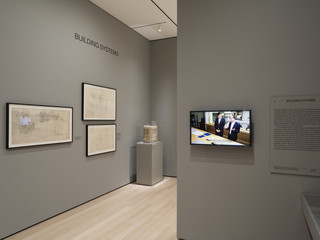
[
  {"xmin": 74, "ymin": 32, "xmax": 119, "ymax": 56},
  {"xmin": 270, "ymin": 95, "xmax": 320, "ymax": 176}
]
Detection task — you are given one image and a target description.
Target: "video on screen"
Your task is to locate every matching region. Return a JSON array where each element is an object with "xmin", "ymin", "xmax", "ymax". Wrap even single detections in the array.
[{"xmin": 190, "ymin": 110, "xmax": 251, "ymax": 147}]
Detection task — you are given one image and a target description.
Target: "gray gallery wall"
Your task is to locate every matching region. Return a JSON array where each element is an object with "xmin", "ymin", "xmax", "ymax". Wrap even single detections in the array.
[
  {"xmin": 177, "ymin": 0, "xmax": 320, "ymax": 240},
  {"xmin": 151, "ymin": 38, "xmax": 177, "ymax": 177},
  {"xmin": 0, "ymin": 0, "xmax": 151, "ymax": 238}
]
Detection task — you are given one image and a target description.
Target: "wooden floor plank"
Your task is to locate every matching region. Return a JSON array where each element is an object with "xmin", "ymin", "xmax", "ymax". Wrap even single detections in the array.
[{"xmin": 5, "ymin": 177, "xmax": 177, "ymax": 240}]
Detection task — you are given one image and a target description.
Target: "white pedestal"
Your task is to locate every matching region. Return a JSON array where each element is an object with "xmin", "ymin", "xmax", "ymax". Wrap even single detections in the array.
[{"xmin": 136, "ymin": 141, "xmax": 163, "ymax": 186}]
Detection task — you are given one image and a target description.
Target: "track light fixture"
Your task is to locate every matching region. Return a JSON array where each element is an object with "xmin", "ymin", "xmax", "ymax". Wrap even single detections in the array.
[{"xmin": 132, "ymin": 22, "xmax": 166, "ymax": 32}]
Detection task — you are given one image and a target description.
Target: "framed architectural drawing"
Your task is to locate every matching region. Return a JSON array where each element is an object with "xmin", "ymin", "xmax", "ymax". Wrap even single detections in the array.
[
  {"xmin": 7, "ymin": 103, "xmax": 73, "ymax": 149},
  {"xmin": 82, "ymin": 83, "xmax": 117, "ymax": 120},
  {"xmin": 86, "ymin": 124, "xmax": 116, "ymax": 156}
]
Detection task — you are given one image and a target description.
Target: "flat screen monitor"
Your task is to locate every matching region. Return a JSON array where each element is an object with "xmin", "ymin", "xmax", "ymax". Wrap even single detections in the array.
[{"xmin": 190, "ymin": 110, "xmax": 252, "ymax": 147}]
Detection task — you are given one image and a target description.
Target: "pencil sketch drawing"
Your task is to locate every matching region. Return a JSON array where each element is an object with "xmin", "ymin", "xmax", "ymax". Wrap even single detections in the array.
[
  {"xmin": 7, "ymin": 104, "xmax": 72, "ymax": 148},
  {"xmin": 87, "ymin": 125, "xmax": 116, "ymax": 156},
  {"xmin": 83, "ymin": 83, "xmax": 116, "ymax": 120}
]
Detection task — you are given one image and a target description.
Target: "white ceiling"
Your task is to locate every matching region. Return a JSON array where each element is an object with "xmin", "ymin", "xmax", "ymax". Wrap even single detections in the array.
[{"xmin": 89, "ymin": 0, "xmax": 177, "ymax": 41}]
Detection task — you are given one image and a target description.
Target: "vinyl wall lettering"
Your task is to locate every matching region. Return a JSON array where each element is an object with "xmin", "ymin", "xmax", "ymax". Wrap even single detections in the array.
[{"xmin": 74, "ymin": 32, "xmax": 119, "ymax": 57}]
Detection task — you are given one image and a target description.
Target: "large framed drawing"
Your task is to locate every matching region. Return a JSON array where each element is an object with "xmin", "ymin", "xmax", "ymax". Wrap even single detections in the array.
[
  {"xmin": 86, "ymin": 124, "xmax": 116, "ymax": 156},
  {"xmin": 82, "ymin": 83, "xmax": 117, "ymax": 120},
  {"xmin": 7, "ymin": 103, "xmax": 73, "ymax": 149}
]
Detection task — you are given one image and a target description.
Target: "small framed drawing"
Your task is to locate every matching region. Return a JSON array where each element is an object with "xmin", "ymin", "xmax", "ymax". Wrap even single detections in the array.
[
  {"xmin": 86, "ymin": 124, "xmax": 116, "ymax": 156},
  {"xmin": 82, "ymin": 83, "xmax": 117, "ymax": 120},
  {"xmin": 7, "ymin": 103, "xmax": 73, "ymax": 149}
]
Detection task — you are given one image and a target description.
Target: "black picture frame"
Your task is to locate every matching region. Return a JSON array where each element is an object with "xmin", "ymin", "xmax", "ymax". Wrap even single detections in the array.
[
  {"xmin": 86, "ymin": 124, "xmax": 117, "ymax": 156},
  {"xmin": 6, "ymin": 103, "xmax": 73, "ymax": 149},
  {"xmin": 82, "ymin": 83, "xmax": 117, "ymax": 121}
]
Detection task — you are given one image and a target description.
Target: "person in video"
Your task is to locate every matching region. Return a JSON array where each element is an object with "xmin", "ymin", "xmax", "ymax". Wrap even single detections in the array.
[
  {"xmin": 214, "ymin": 112, "xmax": 225, "ymax": 137},
  {"xmin": 226, "ymin": 114, "xmax": 241, "ymax": 141}
]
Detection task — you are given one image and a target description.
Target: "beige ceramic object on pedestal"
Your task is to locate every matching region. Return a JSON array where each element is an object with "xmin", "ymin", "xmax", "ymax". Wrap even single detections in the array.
[{"xmin": 143, "ymin": 124, "xmax": 158, "ymax": 143}]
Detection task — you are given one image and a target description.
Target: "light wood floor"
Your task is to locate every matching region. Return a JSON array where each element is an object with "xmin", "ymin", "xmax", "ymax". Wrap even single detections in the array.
[{"xmin": 6, "ymin": 177, "xmax": 177, "ymax": 240}]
